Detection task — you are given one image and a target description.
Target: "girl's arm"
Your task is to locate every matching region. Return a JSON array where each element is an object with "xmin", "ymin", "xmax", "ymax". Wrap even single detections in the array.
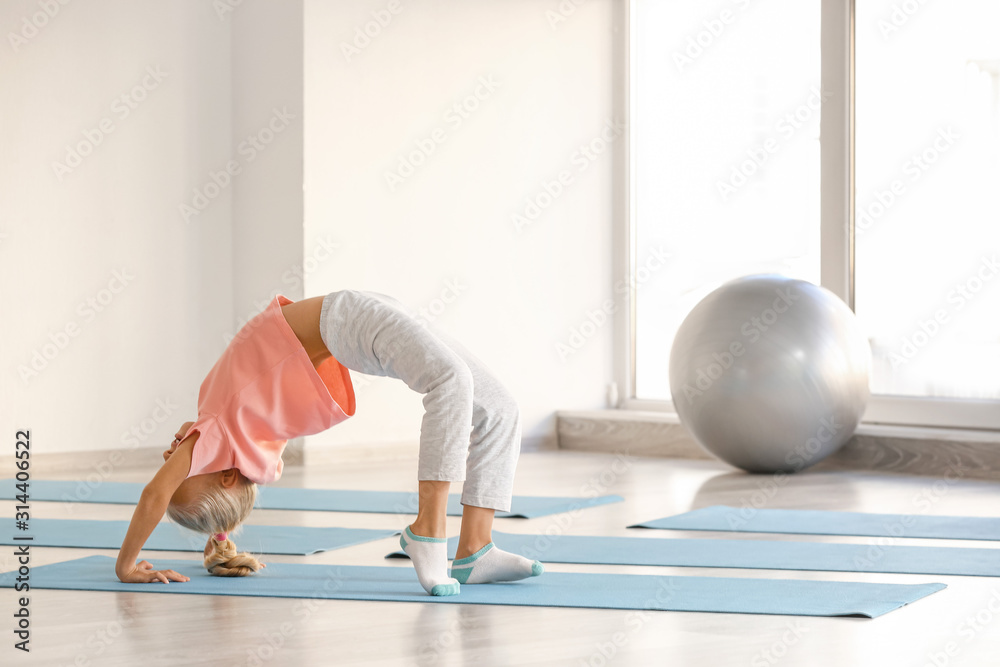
[{"xmin": 114, "ymin": 430, "xmax": 198, "ymax": 583}]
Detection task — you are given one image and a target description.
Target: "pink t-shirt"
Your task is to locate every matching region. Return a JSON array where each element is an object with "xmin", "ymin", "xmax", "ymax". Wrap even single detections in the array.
[{"xmin": 178, "ymin": 295, "xmax": 355, "ymax": 484}]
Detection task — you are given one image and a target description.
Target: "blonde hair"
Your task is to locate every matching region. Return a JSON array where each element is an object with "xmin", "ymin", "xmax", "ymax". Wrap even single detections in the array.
[{"xmin": 165, "ymin": 472, "xmax": 264, "ymax": 576}]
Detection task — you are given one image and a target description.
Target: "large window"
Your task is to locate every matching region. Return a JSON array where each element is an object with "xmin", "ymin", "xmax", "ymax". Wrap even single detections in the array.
[
  {"xmin": 855, "ymin": 0, "xmax": 1000, "ymax": 402},
  {"xmin": 632, "ymin": 0, "xmax": 822, "ymax": 401},
  {"xmin": 627, "ymin": 0, "xmax": 1000, "ymax": 429}
]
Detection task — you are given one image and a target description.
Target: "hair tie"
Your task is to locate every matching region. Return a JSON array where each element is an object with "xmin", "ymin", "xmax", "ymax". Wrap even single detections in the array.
[{"xmin": 214, "ymin": 532, "xmax": 228, "ymax": 542}]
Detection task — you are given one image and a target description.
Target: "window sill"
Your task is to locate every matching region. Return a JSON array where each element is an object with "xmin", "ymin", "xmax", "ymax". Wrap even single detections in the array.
[{"xmin": 557, "ymin": 409, "xmax": 1000, "ymax": 480}]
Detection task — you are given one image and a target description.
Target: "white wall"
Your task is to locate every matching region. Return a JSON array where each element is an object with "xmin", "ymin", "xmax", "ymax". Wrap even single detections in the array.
[
  {"xmin": 303, "ymin": 0, "xmax": 621, "ymax": 452},
  {"xmin": 2, "ymin": 0, "xmax": 621, "ymax": 461},
  {"xmin": 231, "ymin": 0, "xmax": 305, "ymax": 319},
  {"xmin": 0, "ymin": 0, "xmax": 233, "ymax": 457}
]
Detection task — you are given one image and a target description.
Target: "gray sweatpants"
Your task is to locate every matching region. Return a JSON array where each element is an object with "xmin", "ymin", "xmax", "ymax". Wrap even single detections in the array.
[{"xmin": 318, "ymin": 290, "xmax": 521, "ymax": 512}]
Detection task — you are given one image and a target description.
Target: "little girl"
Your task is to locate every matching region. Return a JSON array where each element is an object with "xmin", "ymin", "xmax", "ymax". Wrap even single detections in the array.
[{"xmin": 115, "ymin": 290, "xmax": 543, "ymax": 596}]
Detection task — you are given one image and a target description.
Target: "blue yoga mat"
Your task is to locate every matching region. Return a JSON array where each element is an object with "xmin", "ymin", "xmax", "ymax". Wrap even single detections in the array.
[
  {"xmin": 630, "ymin": 506, "xmax": 1000, "ymax": 541},
  {"xmin": 0, "ymin": 518, "xmax": 395, "ymax": 556},
  {"xmin": 0, "ymin": 555, "xmax": 944, "ymax": 618},
  {"xmin": 0, "ymin": 479, "xmax": 620, "ymax": 518},
  {"xmin": 387, "ymin": 531, "xmax": 1000, "ymax": 577}
]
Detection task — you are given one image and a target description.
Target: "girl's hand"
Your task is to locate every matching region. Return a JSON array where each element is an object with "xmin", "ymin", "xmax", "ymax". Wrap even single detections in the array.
[
  {"xmin": 174, "ymin": 421, "xmax": 195, "ymax": 442},
  {"xmin": 163, "ymin": 421, "xmax": 195, "ymax": 461},
  {"xmin": 118, "ymin": 560, "xmax": 190, "ymax": 584}
]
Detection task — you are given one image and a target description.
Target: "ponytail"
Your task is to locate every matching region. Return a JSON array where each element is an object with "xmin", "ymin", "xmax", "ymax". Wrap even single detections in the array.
[
  {"xmin": 165, "ymin": 470, "xmax": 263, "ymax": 576},
  {"xmin": 204, "ymin": 532, "xmax": 264, "ymax": 577}
]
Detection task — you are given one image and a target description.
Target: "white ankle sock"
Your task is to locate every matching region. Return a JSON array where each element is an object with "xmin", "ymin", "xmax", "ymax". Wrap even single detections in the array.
[
  {"xmin": 400, "ymin": 526, "xmax": 460, "ymax": 596},
  {"xmin": 450, "ymin": 542, "xmax": 544, "ymax": 584}
]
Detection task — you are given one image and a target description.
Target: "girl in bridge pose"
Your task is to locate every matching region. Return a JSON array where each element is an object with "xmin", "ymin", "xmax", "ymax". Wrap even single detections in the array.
[{"xmin": 115, "ymin": 290, "xmax": 542, "ymax": 596}]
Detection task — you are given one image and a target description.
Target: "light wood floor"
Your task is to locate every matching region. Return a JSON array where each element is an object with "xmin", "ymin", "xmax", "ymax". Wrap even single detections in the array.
[{"xmin": 3, "ymin": 449, "xmax": 1000, "ymax": 666}]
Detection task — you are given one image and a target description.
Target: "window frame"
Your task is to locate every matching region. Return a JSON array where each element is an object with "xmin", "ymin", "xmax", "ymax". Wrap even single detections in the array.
[{"xmin": 618, "ymin": 0, "xmax": 1000, "ymax": 431}]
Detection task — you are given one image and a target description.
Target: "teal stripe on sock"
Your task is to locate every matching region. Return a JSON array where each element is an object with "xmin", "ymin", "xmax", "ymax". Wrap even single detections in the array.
[
  {"xmin": 450, "ymin": 565, "xmax": 473, "ymax": 584},
  {"xmin": 452, "ymin": 541, "xmax": 494, "ymax": 567},
  {"xmin": 405, "ymin": 526, "xmax": 447, "ymax": 543}
]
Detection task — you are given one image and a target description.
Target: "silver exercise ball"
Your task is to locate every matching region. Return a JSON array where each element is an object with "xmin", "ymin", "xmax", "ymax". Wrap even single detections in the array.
[{"xmin": 669, "ymin": 275, "xmax": 871, "ymax": 474}]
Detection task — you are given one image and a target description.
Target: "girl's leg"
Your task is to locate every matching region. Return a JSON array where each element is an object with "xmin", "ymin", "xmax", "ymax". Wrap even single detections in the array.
[
  {"xmin": 455, "ymin": 504, "xmax": 495, "ymax": 559},
  {"xmin": 409, "ymin": 480, "xmax": 450, "ymax": 538},
  {"xmin": 428, "ymin": 328, "xmax": 543, "ymax": 583},
  {"xmin": 322, "ymin": 293, "xmax": 474, "ymax": 597},
  {"xmin": 427, "ymin": 326, "xmax": 521, "ymax": 516},
  {"xmin": 320, "ymin": 290, "xmax": 538, "ymax": 586},
  {"xmin": 399, "ymin": 479, "xmax": 460, "ymax": 596}
]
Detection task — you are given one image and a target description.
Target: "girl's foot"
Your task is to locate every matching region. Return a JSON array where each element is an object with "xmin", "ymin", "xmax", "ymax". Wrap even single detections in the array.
[
  {"xmin": 450, "ymin": 542, "xmax": 543, "ymax": 584},
  {"xmin": 400, "ymin": 525, "xmax": 460, "ymax": 596}
]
